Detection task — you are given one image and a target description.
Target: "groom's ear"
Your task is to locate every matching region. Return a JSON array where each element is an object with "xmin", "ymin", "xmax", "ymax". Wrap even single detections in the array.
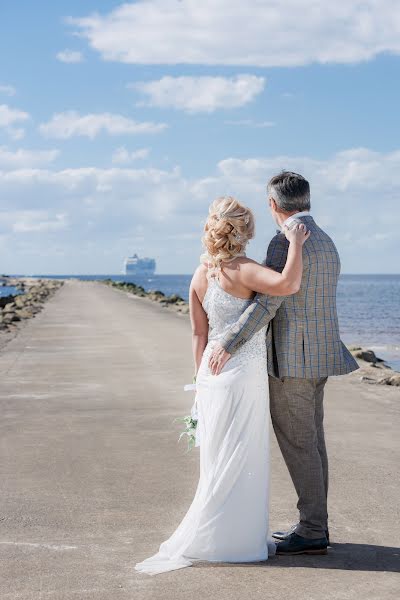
[{"xmin": 269, "ymin": 197, "xmax": 277, "ymax": 211}]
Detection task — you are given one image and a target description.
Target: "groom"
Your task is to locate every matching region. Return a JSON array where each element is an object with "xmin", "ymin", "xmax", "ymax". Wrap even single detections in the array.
[{"xmin": 209, "ymin": 171, "xmax": 359, "ymax": 555}]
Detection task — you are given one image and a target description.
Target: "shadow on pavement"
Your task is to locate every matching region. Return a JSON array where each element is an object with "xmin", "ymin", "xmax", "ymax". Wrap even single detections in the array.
[{"xmin": 193, "ymin": 544, "xmax": 400, "ymax": 573}]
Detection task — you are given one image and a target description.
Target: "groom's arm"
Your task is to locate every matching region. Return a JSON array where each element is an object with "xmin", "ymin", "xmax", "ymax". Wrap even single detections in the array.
[{"xmin": 220, "ymin": 234, "xmax": 289, "ymax": 355}]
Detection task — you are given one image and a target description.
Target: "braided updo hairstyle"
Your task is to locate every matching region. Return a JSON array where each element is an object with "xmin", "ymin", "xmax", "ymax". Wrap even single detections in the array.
[{"xmin": 201, "ymin": 196, "xmax": 255, "ymax": 275}]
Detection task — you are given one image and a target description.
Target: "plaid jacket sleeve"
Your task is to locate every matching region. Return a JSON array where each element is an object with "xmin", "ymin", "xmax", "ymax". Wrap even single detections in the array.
[{"xmin": 220, "ymin": 235, "xmax": 287, "ymax": 355}]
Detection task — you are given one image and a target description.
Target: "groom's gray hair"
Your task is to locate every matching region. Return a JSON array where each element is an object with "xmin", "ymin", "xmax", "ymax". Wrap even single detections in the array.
[{"xmin": 268, "ymin": 171, "xmax": 311, "ymax": 212}]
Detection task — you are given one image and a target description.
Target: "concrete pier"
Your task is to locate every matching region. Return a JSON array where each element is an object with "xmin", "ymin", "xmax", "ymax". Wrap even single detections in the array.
[{"xmin": 0, "ymin": 280, "xmax": 398, "ymax": 599}]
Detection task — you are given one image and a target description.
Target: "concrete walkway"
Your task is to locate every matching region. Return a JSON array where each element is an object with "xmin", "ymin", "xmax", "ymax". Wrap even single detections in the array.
[{"xmin": 0, "ymin": 280, "xmax": 398, "ymax": 600}]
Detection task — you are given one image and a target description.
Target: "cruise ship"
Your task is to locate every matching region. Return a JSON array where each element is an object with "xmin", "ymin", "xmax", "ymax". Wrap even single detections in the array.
[{"xmin": 124, "ymin": 254, "xmax": 156, "ymax": 276}]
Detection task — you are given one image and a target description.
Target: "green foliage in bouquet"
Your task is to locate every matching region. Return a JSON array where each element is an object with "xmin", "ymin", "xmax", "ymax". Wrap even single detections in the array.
[{"xmin": 175, "ymin": 414, "xmax": 198, "ymax": 452}]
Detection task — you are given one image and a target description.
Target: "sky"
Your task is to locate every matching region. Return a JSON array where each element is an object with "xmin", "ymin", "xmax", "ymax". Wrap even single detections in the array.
[{"xmin": 0, "ymin": 0, "xmax": 399, "ymax": 275}]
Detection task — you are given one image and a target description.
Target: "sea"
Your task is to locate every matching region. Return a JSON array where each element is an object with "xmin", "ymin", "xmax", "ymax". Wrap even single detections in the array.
[
  {"xmin": 1, "ymin": 274, "xmax": 399, "ymax": 371},
  {"xmin": 0, "ymin": 285, "xmax": 23, "ymax": 298}
]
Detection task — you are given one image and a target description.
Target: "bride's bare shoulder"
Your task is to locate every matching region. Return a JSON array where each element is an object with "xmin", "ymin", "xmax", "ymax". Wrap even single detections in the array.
[
  {"xmin": 191, "ymin": 263, "xmax": 209, "ymax": 288},
  {"xmin": 190, "ymin": 263, "xmax": 209, "ymax": 304},
  {"xmin": 193, "ymin": 263, "xmax": 209, "ymax": 280}
]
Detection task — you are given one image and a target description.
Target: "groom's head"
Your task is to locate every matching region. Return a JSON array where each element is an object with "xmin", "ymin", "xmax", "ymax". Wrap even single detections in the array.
[{"xmin": 267, "ymin": 171, "xmax": 310, "ymax": 227}]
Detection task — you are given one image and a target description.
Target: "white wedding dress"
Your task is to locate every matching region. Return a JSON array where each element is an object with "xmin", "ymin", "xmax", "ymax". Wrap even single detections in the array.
[{"xmin": 135, "ymin": 277, "xmax": 275, "ymax": 575}]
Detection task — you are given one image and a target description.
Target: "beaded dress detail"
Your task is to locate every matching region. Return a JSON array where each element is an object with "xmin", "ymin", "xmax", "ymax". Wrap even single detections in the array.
[{"xmin": 201, "ymin": 277, "xmax": 267, "ymax": 370}]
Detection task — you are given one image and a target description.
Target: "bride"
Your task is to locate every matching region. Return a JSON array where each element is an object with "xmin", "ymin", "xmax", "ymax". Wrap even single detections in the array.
[{"xmin": 135, "ymin": 196, "xmax": 310, "ymax": 575}]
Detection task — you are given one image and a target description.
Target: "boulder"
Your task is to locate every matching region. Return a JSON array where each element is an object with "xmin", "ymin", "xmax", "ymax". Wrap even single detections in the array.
[
  {"xmin": 353, "ymin": 349, "xmax": 382, "ymax": 364},
  {"xmin": 164, "ymin": 294, "xmax": 185, "ymax": 305},
  {"xmin": 148, "ymin": 290, "xmax": 166, "ymax": 301},
  {"xmin": 14, "ymin": 296, "xmax": 26, "ymax": 308},
  {"xmin": 0, "ymin": 296, "xmax": 14, "ymax": 309},
  {"xmin": 3, "ymin": 312, "xmax": 20, "ymax": 322},
  {"xmin": 15, "ymin": 309, "xmax": 33, "ymax": 319},
  {"xmin": 379, "ymin": 374, "xmax": 400, "ymax": 387},
  {"xmin": 360, "ymin": 376, "xmax": 377, "ymax": 384},
  {"xmin": 178, "ymin": 305, "xmax": 190, "ymax": 315},
  {"xmin": 0, "ymin": 279, "xmax": 63, "ymax": 337},
  {"xmin": 3, "ymin": 303, "xmax": 16, "ymax": 313}
]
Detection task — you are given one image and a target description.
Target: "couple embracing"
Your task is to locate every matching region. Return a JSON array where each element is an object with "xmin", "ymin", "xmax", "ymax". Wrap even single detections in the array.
[{"xmin": 136, "ymin": 171, "xmax": 358, "ymax": 575}]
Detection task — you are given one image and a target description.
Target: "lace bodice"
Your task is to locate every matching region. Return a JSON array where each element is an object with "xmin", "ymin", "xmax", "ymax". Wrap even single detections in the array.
[{"xmin": 201, "ymin": 278, "xmax": 267, "ymax": 367}]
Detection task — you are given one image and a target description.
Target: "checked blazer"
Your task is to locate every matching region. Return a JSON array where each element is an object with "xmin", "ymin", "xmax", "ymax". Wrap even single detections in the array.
[{"xmin": 221, "ymin": 215, "xmax": 359, "ymax": 379}]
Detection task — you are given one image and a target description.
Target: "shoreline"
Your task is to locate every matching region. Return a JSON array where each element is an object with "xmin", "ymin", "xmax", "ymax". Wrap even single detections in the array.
[
  {"xmin": 0, "ymin": 276, "xmax": 64, "ymax": 349},
  {"xmin": 103, "ymin": 279, "xmax": 400, "ymax": 386},
  {"xmin": 0, "ymin": 277, "xmax": 399, "ymax": 387}
]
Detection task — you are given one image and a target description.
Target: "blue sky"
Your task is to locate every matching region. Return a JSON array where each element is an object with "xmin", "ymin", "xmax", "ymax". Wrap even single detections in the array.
[{"xmin": 1, "ymin": 1, "xmax": 399, "ymax": 274}]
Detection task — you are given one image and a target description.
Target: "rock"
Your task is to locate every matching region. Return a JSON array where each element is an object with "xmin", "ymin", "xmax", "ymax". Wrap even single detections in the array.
[
  {"xmin": 14, "ymin": 296, "xmax": 26, "ymax": 308},
  {"xmin": 178, "ymin": 306, "xmax": 190, "ymax": 315},
  {"xmin": 0, "ymin": 296, "xmax": 15, "ymax": 309},
  {"xmin": 15, "ymin": 309, "xmax": 33, "ymax": 319},
  {"xmin": 3, "ymin": 303, "xmax": 16, "ymax": 313},
  {"xmin": 164, "ymin": 294, "xmax": 185, "ymax": 304},
  {"xmin": 102, "ymin": 280, "xmax": 190, "ymax": 315},
  {"xmin": 378, "ymin": 374, "xmax": 400, "ymax": 387},
  {"xmin": 3, "ymin": 312, "xmax": 20, "ymax": 322},
  {"xmin": 148, "ymin": 290, "xmax": 166, "ymax": 302},
  {"xmin": 353, "ymin": 349, "xmax": 381, "ymax": 364},
  {"xmin": 0, "ymin": 278, "xmax": 63, "ymax": 338},
  {"xmin": 360, "ymin": 376, "xmax": 377, "ymax": 384}
]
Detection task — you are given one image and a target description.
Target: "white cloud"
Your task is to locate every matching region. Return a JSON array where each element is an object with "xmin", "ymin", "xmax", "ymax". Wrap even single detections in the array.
[
  {"xmin": 0, "ymin": 84, "xmax": 16, "ymax": 96},
  {"xmin": 0, "ymin": 104, "xmax": 30, "ymax": 139},
  {"xmin": 112, "ymin": 146, "xmax": 150, "ymax": 164},
  {"xmin": 39, "ymin": 111, "xmax": 167, "ymax": 139},
  {"xmin": 56, "ymin": 49, "xmax": 84, "ymax": 63},
  {"xmin": 132, "ymin": 75, "xmax": 265, "ymax": 113},
  {"xmin": 69, "ymin": 1, "xmax": 400, "ymax": 67},
  {"xmin": 0, "ymin": 148, "xmax": 399, "ymax": 274},
  {"xmin": 0, "ymin": 105, "xmax": 29, "ymax": 127},
  {"xmin": 7, "ymin": 127, "xmax": 26, "ymax": 141},
  {"xmin": 0, "ymin": 146, "xmax": 59, "ymax": 169},
  {"xmin": 225, "ymin": 119, "xmax": 276, "ymax": 128},
  {"xmin": 12, "ymin": 212, "xmax": 69, "ymax": 233}
]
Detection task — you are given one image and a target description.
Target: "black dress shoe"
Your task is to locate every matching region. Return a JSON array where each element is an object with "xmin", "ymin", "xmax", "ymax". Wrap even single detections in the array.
[
  {"xmin": 273, "ymin": 525, "xmax": 330, "ymax": 546},
  {"xmin": 272, "ymin": 523, "xmax": 297, "ymax": 540},
  {"xmin": 275, "ymin": 532, "xmax": 328, "ymax": 555}
]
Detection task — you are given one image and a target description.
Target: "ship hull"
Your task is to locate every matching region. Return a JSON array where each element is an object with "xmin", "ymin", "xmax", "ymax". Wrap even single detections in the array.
[
  {"xmin": 124, "ymin": 268, "xmax": 155, "ymax": 277},
  {"xmin": 123, "ymin": 254, "xmax": 156, "ymax": 277}
]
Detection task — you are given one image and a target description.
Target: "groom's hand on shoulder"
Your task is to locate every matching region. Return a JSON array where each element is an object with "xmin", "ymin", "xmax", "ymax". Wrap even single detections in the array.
[{"xmin": 209, "ymin": 343, "xmax": 231, "ymax": 375}]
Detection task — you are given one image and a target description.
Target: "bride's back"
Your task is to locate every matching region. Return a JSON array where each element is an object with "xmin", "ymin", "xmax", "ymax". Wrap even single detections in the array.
[{"xmin": 196, "ymin": 258, "xmax": 256, "ymax": 305}]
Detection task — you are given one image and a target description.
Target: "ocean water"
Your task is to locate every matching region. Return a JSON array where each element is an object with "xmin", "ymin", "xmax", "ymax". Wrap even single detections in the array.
[
  {"xmin": 0, "ymin": 285, "xmax": 23, "ymax": 298},
  {"xmin": 337, "ymin": 275, "xmax": 400, "ymax": 371},
  {"xmin": 5, "ymin": 273, "xmax": 400, "ymax": 370}
]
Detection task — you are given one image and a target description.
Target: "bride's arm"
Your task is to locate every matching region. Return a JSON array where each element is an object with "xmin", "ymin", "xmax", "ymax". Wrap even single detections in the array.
[
  {"xmin": 189, "ymin": 266, "xmax": 209, "ymax": 375},
  {"xmin": 240, "ymin": 224, "xmax": 310, "ymax": 296}
]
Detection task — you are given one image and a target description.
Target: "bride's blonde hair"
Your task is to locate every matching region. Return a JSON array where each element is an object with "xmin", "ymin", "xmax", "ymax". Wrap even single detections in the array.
[{"xmin": 201, "ymin": 196, "xmax": 255, "ymax": 274}]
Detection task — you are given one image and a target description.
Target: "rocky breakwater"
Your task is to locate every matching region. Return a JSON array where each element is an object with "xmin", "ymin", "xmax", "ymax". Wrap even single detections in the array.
[
  {"xmin": 102, "ymin": 279, "xmax": 190, "ymax": 315},
  {"xmin": 349, "ymin": 347, "xmax": 400, "ymax": 387},
  {"xmin": 0, "ymin": 279, "xmax": 64, "ymax": 337}
]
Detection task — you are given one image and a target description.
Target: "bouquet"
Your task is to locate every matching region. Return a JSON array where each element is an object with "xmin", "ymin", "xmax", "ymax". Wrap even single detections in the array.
[{"xmin": 175, "ymin": 382, "xmax": 199, "ymax": 452}]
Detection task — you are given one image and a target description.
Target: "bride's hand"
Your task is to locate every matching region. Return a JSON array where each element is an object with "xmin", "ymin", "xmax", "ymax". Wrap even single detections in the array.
[{"xmin": 283, "ymin": 222, "xmax": 311, "ymax": 245}]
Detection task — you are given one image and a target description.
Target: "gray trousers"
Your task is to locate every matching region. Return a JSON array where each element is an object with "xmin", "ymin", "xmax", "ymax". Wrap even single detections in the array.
[{"xmin": 269, "ymin": 376, "xmax": 329, "ymax": 539}]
